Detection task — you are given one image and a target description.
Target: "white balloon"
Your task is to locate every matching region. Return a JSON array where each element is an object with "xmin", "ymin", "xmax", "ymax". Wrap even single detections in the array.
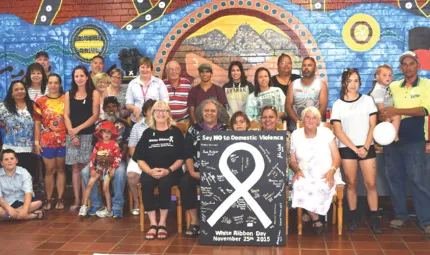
[{"xmin": 373, "ymin": 122, "xmax": 396, "ymax": 145}]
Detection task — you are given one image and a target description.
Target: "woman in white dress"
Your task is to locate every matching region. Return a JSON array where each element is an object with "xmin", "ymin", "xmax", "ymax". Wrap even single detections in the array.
[{"xmin": 290, "ymin": 106, "xmax": 343, "ymax": 234}]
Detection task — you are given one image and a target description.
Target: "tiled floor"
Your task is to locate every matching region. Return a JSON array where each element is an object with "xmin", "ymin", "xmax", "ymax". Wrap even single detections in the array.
[{"xmin": 1, "ymin": 197, "xmax": 429, "ymax": 255}]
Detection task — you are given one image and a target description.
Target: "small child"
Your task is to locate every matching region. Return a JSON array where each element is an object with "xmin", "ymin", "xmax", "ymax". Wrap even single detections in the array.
[
  {"xmin": 370, "ymin": 64, "xmax": 400, "ymax": 142},
  {"xmin": 79, "ymin": 121, "xmax": 122, "ymax": 217}
]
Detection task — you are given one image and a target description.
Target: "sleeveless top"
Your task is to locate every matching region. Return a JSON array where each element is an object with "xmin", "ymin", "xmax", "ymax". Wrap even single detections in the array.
[
  {"xmin": 69, "ymin": 92, "xmax": 95, "ymax": 135},
  {"xmin": 291, "ymin": 78, "xmax": 322, "ymax": 119}
]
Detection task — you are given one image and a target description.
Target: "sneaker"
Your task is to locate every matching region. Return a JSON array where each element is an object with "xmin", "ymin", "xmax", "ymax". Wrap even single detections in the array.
[
  {"xmin": 348, "ymin": 219, "xmax": 359, "ymax": 231},
  {"xmin": 79, "ymin": 205, "xmax": 88, "ymax": 216},
  {"xmin": 88, "ymin": 206, "xmax": 104, "ymax": 216},
  {"xmin": 113, "ymin": 210, "xmax": 123, "ymax": 218},
  {"xmin": 370, "ymin": 217, "xmax": 383, "ymax": 234},
  {"xmin": 390, "ymin": 218, "xmax": 406, "ymax": 229},
  {"xmin": 131, "ymin": 208, "xmax": 140, "ymax": 216},
  {"xmin": 96, "ymin": 208, "xmax": 113, "ymax": 218},
  {"xmin": 423, "ymin": 225, "xmax": 430, "ymax": 237}
]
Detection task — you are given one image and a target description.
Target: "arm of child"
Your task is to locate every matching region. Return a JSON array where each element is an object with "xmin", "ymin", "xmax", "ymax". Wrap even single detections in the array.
[
  {"xmin": 109, "ymin": 143, "xmax": 122, "ymax": 176},
  {"xmin": 89, "ymin": 143, "xmax": 99, "ymax": 172}
]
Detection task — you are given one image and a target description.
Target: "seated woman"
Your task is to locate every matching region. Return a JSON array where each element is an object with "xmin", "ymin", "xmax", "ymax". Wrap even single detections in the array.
[
  {"xmin": 180, "ymin": 99, "xmax": 229, "ymax": 237},
  {"xmin": 133, "ymin": 101, "xmax": 184, "ymax": 240},
  {"xmin": 230, "ymin": 111, "xmax": 251, "ymax": 131},
  {"xmin": 0, "ymin": 149, "xmax": 44, "ymax": 220},
  {"xmin": 290, "ymin": 106, "xmax": 343, "ymax": 234}
]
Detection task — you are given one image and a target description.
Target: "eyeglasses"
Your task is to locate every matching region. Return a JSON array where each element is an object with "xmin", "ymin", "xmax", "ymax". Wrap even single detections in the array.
[{"xmin": 154, "ymin": 109, "xmax": 169, "ymax": 114}]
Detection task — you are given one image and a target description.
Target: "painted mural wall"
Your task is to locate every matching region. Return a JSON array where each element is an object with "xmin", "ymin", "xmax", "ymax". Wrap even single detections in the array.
[{"xmin": 0, "ymin": 0, "xmax": 429, "ymax": 106}]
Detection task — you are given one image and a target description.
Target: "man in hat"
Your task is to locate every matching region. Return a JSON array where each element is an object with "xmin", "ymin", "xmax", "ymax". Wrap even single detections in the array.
[
  {"xmin": 383, "ymin": 51, "xmax": 430, "ymax": 236},
  {"xmin": 35, "ymin": 51, "xmax": 52, "ymax": 76},
  {"xmin": 81, "ymin": 96, "xmax": 130, "ymax": 218},
  {"xmin": 187, "ymin": 63, "xmax": 227, "ymax": 123}
]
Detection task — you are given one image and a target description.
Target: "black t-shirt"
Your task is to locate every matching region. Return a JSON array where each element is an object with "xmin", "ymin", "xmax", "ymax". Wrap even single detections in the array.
[
  {"xmin": 271, "ymin": 74, "xmax": 301, "ymax": 96},
  {"xmin": 132, "ymin": 125, "xmax": 185, "ymax": 169}
]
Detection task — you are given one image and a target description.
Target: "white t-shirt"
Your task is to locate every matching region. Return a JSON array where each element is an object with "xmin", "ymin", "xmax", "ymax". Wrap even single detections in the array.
[{"xmin": 331, "ymin": 94, "xmax": 377, "ymax": 148}]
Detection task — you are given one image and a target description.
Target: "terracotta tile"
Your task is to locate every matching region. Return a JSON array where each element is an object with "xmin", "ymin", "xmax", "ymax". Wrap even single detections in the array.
[
  {"xmin": 15, "ymin": 227, "xmax": 41, "ymax": 234},
  {"xmin": 384, "ymin": 251, "xmax": 413, "ymax": 255},
  {"xmin": 402, "ymin": 236, "xmax": 430, "ymax": 242},
  {"xmin": 326, "ymin": 241, "xmax": 353, "ymax": 249},
  {"xmin": 48, "ymin": 235, "xmax": 76, "ymax": 243},
  {"xmin": 191, "ymin": 246, "xmax": 220, "ymax": 254},
  {"xmin": 219, "ymin": 247, "xmax": 246, "ymax": 255},
  {"xmin": 4, "ymin": 248, "xmax": 34, "ymax": 255},
  {"xmin": 407, "ymin": 242, "xmax": 430, "ymax": 251},
  {"xmin": 94, "ymin": 235, "xmax": 124, "ymax": 243},
  {"xmin": 413, "ymin": 252, "xmax": 430, "ymax": 255},
  {"xmin": 57, "ymin": 228, "xmax": 84, "ymax": 236},
  {"xmin": 46, "ymin": 223, "xmax": 71, "ymax": 229},
  {"xmin": 283, "ymin": 240, "xmax": 299, "ymax": 249},
  {"xmin": 273, "ymin": 248, "xmax": 300, "ymax": 255},
  {"xmin": 79, "ymin": 229, "xmax": 107, "ymax": 236},
  {"xmin": 347, "ymin": 228, "xmax": 373, "ymax": 235},
  {"xmin": 379, "ymin": 242, "xmax": 409, "ymax": 250},
  {"xmin": 52, "ymin": 251, "xmax": 81, "ymax": 255},
  {"xmin": 301, "ymin": 250, "xmax": 328, "ymax": 255},
  {"xmin": 10, "ymin": 240, "xmax": 45, "ymax": 250},
  {"xmin": 54, "ymin": 216, "xmax": 78, "ymax": 223},
  {"xmin": 352, "ymin": 241, "xmax": 381, "ymax": 250},
  {"xmin": 36, "ymin": 242, "xmax": 67, "ymax": 250},
  {"xmin": 85, "ymin": 242, "xmax": 116, "ymax": 252},
  {"xmin": 26, "ymin": 250, "xmax": 56, "ymax": 255},
  {"xmin": 298, "ymin": 235, "xmax": 325, "ymax": 241},
  {"xmin": 70, "ymin": 235, "xmax": 99, "ymax": 243},
  {"xmin": 171, "ymin": 237, "xmax": 199, "ymax": 246},
  {"xmin": 355, "ymin": 251, "xmax": 384, "ymax": 255},
  {"xmin": 328, "ymin": 251, "xmax": 356, "ymax": 255},
  {"xmin": 324, "ymin": 235, "xmax": 351, "ymax": 242},
  {"xmin": 102, "ymin": 229, "xmax": 131, "ymax": 236},
  {"xmin": 137, "ymin": 245, "xmax": 167, "ymax": 253},
  {"xmin": 110, "ymin": 244, "xmax": 141, "ymax": 253},
  {"xmin": 22, "ymin": 234, "xmax": 54, "ymax": 242},
  {"xmin": 59, "ymin": 242, "xmax": 91, "ymax": 251},
  {"xmin": 36, "ymin": 228, "xmax": 63, "ymax": 235},
  {"xmin": 165, "ymin": 245, "xmax": 194, "ymax": 254},
  {"xmin": 300, "ymin": 241, "xmax": 326, "ymax": 249},
  {"xmin": 375, "ymin": 235, "xmax": 403, "ymax": 242},
  {"xmin": 118, "ymin": 236, "xmax": 146, "ymax": 245},
  {"xmin": 396, "ymin": 228, "xmax": 424, "ymax": 236},
  {"xmin": 350, "ymin": 235, "xmax": 377, "ymax": 241}
]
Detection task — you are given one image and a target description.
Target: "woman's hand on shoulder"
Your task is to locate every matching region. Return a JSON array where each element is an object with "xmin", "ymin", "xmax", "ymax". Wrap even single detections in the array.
[{"xmin": 292, "ymin": 170, "xmax": 305, "ymax": 183}]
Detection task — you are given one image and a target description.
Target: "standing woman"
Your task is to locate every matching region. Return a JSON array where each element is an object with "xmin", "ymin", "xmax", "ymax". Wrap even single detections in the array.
[
  {"xmin": 331, "ymin": 69, "xmax": 381, "ymax": 233},
  {"xmin": 108, "ymin": 68, "xmax": 129, "ymax": 118},
  {"xmin": 33, "ymin": 74, "xmax": 66, "ymax": 210},
  {"xmin": 246, "ymin": 67, "xmax": 285, "ymax": 121},
  {"xmin": 0, "ymin": 81, "xmax": 35, "ymax": 176},
  {"xmin": 223, "ymin": 61, "xmax": 254, "ymax": 116},
  {"xmin": 64, "ymin": 66, "xmax": 100, "ymax": 211},
  {"xmin": 133, "ymin": 101, "xmax": 184, "ymax": 240}
]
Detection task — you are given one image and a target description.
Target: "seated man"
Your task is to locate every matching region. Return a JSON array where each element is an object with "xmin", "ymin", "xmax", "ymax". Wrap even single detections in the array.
[
  {"xmin": 0, "ymin": 149, "xmax": 44, "ymax": 220},
  {"xmin": 81, "ymin": 97, "xmax": 130, "ymax": 218}
]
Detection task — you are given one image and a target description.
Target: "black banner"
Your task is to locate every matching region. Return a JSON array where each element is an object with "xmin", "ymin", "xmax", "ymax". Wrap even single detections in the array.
[{"xmin": 199, "ymin": 131, "xmax": 287, "ymax": 246}]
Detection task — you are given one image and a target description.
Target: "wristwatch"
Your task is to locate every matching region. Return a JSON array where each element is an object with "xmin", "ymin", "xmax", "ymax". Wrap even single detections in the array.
[{"xmin": 167, "ymin": 167, "xmax": 173, "ymax": 174}]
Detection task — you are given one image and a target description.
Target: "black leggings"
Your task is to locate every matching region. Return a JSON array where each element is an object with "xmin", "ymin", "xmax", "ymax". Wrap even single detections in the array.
[
  {"xmin": 17, "ymin": 152, "xmax": 37, "ymax": 177},
  {"xmin": 140, "ymin": 169, "xmax": 182, "ymax": 212},
  {"xmin": 179, "ymin": 171, "xmax": 200, "ymax": 211}
]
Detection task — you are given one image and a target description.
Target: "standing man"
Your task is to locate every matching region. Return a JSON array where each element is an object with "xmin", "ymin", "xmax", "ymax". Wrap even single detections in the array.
[
  {"xmin": 0, "ymin": 149, "xmax": 44, "ymax": 220},
  {"xmin": 163, "ymin": 61, "xmax": 192, "ymax": 122},
  {"xmin": 90, "ymin": 55, "xmax": 105, "ymax": 79},
  {"xmin": 384, "ymin": 51, "xmax": 430, "ymax": 236},
  {"xmin": 187, "ymin": 63, "xmax": 227, "ymax": 124},
  {"xmin": 271, "ymin": 53, "xmax": 301, "ymax": 96},
  {"xmin": 35, "ymin": 51, "xmax": 52, "ymax": 76},
  {"xmin": 285, "ymin": 57, "xmax": 328, "ymax": 131}
]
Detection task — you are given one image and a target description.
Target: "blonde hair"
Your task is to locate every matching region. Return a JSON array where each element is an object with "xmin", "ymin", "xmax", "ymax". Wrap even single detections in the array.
[
  {"xmin": 92, "ymin": 72, "xmax": 110, "ymax": 89},
  {"xmin": 374, "ymin": 64, "xmax": 392, "ymax": 78},
  {"xmin": 148, "ymin": 100, "xmax": 176, "ymax": 129},
  {"xmin": 300, "ymin": 106, "xmax": 322, "ymax": 125}
]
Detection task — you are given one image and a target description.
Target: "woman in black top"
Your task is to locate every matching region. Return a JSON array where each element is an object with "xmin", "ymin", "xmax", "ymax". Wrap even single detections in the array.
[
  {"xmin": 64, "ymin": 66, "xmax": 100, "ymax": 211},
  {"xmin": 133, "ymin": 100, "xmax": 184, "ymax": 240},
  {"xmin": 180, "ymin": 99, "xmax": 228, "ymax": 237},
  {"xmin": 271, "ymin": 53, "xmax": 301, "ymax": 96}
]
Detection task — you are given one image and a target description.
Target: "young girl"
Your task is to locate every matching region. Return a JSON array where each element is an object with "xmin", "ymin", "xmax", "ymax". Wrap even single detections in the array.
[
  {"xmin": 79, "ymin": 121, "xmax": 122, "ymax": 217},
  {"xmin": 370, "ymin": 65, "xmax": 400, "ymax": 142}
]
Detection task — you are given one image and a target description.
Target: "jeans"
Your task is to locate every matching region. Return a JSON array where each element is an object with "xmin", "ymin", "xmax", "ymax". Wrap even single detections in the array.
[
  {"xmin": 384, "ymin": 141, "xmax": 430, "ymax": 227},
  {"xmin": 81, "ymin": 159, "xmax": 127, "ymax": 211}
]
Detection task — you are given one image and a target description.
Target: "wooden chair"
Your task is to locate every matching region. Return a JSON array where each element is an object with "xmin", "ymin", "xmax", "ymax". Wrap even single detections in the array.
[
  {"xmin": 295, "ymin": 121, "xmax": 345, "ymax": 235},
  {"xmin": 136, "ymin": 183, "xmax": 183, "ymax": 233}
]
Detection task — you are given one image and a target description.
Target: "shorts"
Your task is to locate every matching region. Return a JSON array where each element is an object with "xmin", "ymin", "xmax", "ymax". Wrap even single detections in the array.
[
  {"xmin": 126, "ymin": 159, "xmax": 142, "ymax": 174},
  {"xmin": 41, "ymin": 147, "xmax": 66, "ymax": 159},
  {"xmin": 11, "ymin": 197, "xmax": 42, "ymax": 208},
  {"xmin": 339, "ymin": 145, "xmax": 377, "ymax": 161}
]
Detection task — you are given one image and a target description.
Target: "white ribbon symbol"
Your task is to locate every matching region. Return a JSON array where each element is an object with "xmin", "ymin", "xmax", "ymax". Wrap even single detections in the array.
[{"xmin": 207, "ymin": 142, "xmax": 272, "ymax": 228}]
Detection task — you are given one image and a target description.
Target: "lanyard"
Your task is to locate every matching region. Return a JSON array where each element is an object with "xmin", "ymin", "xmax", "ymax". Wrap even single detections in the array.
[
  {"xmin": 33, "ymin": 93, "xmax": 39, "ymax": 101},
  {"xmin": 140, "ymin": 83, "xmax": 150, "ymax": 100}
]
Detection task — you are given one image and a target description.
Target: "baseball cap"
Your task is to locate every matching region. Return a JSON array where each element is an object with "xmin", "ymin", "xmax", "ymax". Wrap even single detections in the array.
[
  {"xmin": 198, "ymin": 63, "xmax": 213, "ymax": 73},
  {"xmin": 35, "ymin": 51, "xmax": 49, "ymax": 59},
  {"xmin": 399, "ymin": 51, "xmax": 419, "ymax": 64}
]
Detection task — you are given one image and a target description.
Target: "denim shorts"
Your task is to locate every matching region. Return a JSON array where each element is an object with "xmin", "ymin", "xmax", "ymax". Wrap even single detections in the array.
[{"xmin": 41, "ymin": 147, "xmax": 66, "ymax": 159}]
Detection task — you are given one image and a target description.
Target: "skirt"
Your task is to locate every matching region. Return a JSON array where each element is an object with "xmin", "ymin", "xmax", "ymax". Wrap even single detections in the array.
[{"xmin": 65, "ymin": 134, "xmax": 93, "ymax": 165}]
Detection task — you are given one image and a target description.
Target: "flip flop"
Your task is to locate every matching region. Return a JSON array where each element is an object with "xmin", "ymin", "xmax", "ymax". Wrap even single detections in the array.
[{"xmin": 55, "ymin": 199, "xmax": 64, "ymax": 210}]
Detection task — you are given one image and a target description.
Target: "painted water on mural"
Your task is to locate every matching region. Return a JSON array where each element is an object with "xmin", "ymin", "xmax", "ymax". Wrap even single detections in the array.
[{"xmin": 0, "ymin": 0, "xmax": 429, "ymax": 106}]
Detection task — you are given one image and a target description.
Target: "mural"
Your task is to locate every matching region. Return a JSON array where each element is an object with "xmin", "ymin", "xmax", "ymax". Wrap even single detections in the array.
[{"xmin": 0, "ymin": 0, "xmax": 430, "ymax": 106}]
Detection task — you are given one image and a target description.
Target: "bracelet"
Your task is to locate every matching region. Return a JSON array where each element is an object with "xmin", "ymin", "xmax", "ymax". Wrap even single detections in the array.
[
  {"xmin": 167, "ymin": 167, "xmax": 173, "ymax": 174},
  {"xmin": 363, "ymin": 147, "xmax": 368, "ymax": 152},
  {"xmin": 34, "ymin": 141, "xmax": 40, "ymax": 146},
  {"xmin": 329, "ymin": 166, "xmax": 337, "ymax": 172}
]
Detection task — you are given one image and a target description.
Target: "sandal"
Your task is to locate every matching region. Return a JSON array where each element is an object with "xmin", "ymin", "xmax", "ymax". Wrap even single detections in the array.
[
  {"xmin": 184, "ymin": 224, "xmax": 200, "ymax": 238},
  {"xmin": 32, "ymin": 209, "xmax": 45, "ymax": 220},
  {"xmin": 69, "ymin": 204, "xmax": 80, "ymax": 212},
  {"xmin": 312, "ymin": 219, "xmax": 324, "ymax": 235},
  {"xmin": 157, "ymin": 226, "xmax": 168, "ymax": 240},
  {"xmin": 145, "ymin": 225, "xmax": 158, "ymax": 240},
  {"xmin": 43, "ymin": 199, "xmax": 52, "ymax": 210},
  {"xmin": 55, "ymin": 199, "xmax": 64, "ymax": 210}
]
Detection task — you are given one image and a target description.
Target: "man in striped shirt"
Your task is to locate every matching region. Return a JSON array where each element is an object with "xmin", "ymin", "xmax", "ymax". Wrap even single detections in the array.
[{"xmin": 163, "ymin": 61, "xmax": 192, "ymax": 122}]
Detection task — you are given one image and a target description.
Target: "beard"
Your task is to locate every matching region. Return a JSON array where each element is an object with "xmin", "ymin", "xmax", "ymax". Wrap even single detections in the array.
[
  {"xmin": 302, "ymin": 70, "xmax": 315, "ymax": 78},
  {"xmin": 104, "ymin": 111, "xmax": 120, "ymax": 122}
]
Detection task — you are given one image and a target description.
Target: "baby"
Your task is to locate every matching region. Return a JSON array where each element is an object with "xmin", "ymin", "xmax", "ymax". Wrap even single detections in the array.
[{"xmin": 370, "ymin": 64, "xmax": 400, "ymax": 142}]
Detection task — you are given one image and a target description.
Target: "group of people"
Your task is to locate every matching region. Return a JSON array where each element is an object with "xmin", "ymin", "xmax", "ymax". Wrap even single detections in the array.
[{"xmin": 0, "ymin": 50, "xmax": 429, "ymax": 240}]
